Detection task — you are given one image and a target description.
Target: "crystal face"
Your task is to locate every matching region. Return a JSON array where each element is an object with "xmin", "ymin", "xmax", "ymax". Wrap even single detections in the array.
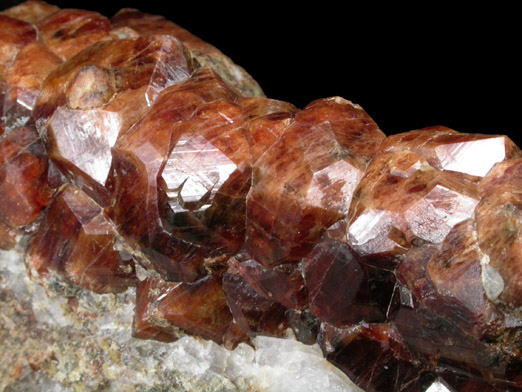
[
  {"xmin": 0, "ymin": 125, "xmax": 55, "ymax": 231},
  {"xmin": 34, "ymin": 35, "xmax": 195, "ymax": 205},
  {"xmin": 1, "ymin": 2, "xmax": 522, "ymax": 392},
  {"xmin": 27, "ymin": 184, "xmax": 137, "ymax": 293},
  {"xmin": 246, "ymin": 97, "xmax": 385, "ymax": 267}
]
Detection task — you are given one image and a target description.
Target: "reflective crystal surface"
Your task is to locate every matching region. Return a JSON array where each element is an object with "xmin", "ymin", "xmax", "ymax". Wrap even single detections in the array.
[
  {"xmin": 110, "ymin": 8, "xmax": 264, "ymax": 97},
  {"xmin": 37, "ymin": 9, "xmax": 111, "ymax": 60},
  {"xmin": 35, "ymin": 35, "xmax": 195, "ymax": 205},
  {"xmin": 476, "ymin": 158, "xmax": 522, "ymax": 310},
  {"xmin": 110, "ymin": 68, "xmax": 249, "ymax": 282},
  {"xmin": 246, "ymin": 97, "xmax": 385, "ymax": 267},
  {"xmin": 0, "ymin": 125, "xmax": 55, "ymax": 238},
  {"xmin": 0, "ymin": 14, "xmax": 37, "ymax": 125},
  {"xmin": 345, "ymin": 127, "xmax": 521, "ymax": 266},
  {"xmin": 2, "ymin": 3, "xmax": 522, "ymax": 392},
  {"xmin": 3, "ymin": 41, "xmax": 61, "ymax": 130}
]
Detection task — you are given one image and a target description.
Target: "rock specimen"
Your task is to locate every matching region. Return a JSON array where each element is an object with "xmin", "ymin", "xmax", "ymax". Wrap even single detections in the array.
[{"xmin": 1, "ymin": 2, "xmax": 522, "ymax": 391}]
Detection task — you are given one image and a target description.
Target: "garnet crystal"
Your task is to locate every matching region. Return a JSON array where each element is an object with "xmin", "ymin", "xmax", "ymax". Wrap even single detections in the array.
[{"xmin": 1, "ymin": 2, "xmax": 521, "ymax": 391}]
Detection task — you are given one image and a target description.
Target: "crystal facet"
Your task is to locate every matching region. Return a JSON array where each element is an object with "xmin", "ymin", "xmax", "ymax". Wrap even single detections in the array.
[
  {"xmin": 1, "ymin": 3, "xmax": 522, "ymax": 392},
  {"xmin": 27, "ymin": 184, "xmax": 136, "ymax": 293}
]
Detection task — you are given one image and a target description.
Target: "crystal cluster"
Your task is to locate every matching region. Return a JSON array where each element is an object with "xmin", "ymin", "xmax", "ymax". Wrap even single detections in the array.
[{"xmin": 1, "ymin": 2, "xmax": 522, "ymax": 391}]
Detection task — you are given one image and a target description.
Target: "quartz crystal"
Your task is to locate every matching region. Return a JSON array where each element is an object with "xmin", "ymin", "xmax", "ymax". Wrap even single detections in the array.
[{"xmin": 1, "ymin": 2, "xmax": 522, "ymax": 392}]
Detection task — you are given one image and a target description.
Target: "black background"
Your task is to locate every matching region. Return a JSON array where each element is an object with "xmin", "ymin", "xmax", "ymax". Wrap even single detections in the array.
[{"xmin": 2, "ymin": 0, "xmax": 520, "ymax": 145}]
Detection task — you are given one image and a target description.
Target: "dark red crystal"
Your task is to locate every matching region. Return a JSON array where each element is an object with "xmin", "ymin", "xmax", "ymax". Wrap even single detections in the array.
[
  {"xmin": 227, "ymin": 252, "xmax": 306, "ymax": 310},
  {"xmin": 223, "ymin": 267, "xmax": 289, "ymax": 338},
  {"xmin": 318, "ymin": 322, "xmax": 424, "ymax": 392},
  {"xmin": 304, "ymin": 236, "xmax": 394, "ymax": 327}
]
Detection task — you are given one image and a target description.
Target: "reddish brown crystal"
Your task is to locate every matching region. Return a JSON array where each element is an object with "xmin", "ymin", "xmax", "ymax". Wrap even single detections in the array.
[
  {"xmin": 223, "ymin": 267, "xmax": 289, "ymax": 338},
  {"xmin": 381, "ymin": 126, "xmax": 521, "ymax": 177},
  {"xmin": 393, "ymin": 226, "xmax": 522, "ymax": 388},
  {"xmin": 35, "ymin": 35, "xmax": 195, "ymax": 205},
  {"xmin": 0, "ymin": 14, "xmax": 37, "ymax": 68},
  {"xmin": 318, "ymin": 323, "xmax": 423, "ymax": 392},
  {"xmin": 425, "ymin": 219, "xmax": 504, "ymax": 338},
  {"xmin": 0, "ymin": 0, "xmax": 59, "ymax": 24},
  {"xmin": 240, "ymin": 97, "xmax": 297, "ymax": 162},
  {"xmin": 134, "ymin": 275, "xmax": 243, "ymax": 346},
  {"xmin": 37, "ymin": 9, "xmax": 111, "ymax": 60},
  {"xmin": 0, "ymin": 126, "xmax": 54, "ymax": 231},
  {"xmin": 110, "ymin": 8, "xmax": 262, "ymax": 97},
  {"xmin": 111, "ymin": 8, "xmax": 211, "ymax": 50},
  {"xmin": 133, "ymin": 278, "xmax": 179, "ymax": 343},
  {"xmin": 2, "ymin": 3, "xmax": 522, "ymax": 392},
  {"xmin": 228, "ymin": 253, "xmax": 306, "ymax": 310},
  {"xmin": 438, "ymin": 370, "xmax": 522, "ymax": 392},
  {"xmin": 344, "ymin": 127, "xmax": 521, "ymax": 265},
  {"xmin": 476, "ymin": 158, "xmax": 522, "ymax": 310},
  {"xmin": 111, "ymin": 68, "xmax": 252, "ymax": 281},
  {"xmin": 3, "ymin": 42, "xmax": 61, "ymax": 129},
  {"xmin": 27, "ymin": 184, "xmax": 136, "ymax": 293},
  {"xmin": 0, "ymin": 14, "xmax": 37, "ymax": 123},
  {"xmin": 304, "ymin": 236, "xmax": 394, "ymax": 327},
  {"xmin": 246, "ymin": 97, "xmax": 384, "ymax": 267},
  {"xmin": 286, "ymin": 308, "xmax": 320, "ymax": 345},
  {"xmin": 392, "ymin": 290, "xmax": 517, "ymax": 386}
]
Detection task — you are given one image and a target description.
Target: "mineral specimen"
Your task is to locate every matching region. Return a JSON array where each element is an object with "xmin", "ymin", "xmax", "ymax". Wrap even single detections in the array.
[{"xmin": 1, "ymin": 2, "xmax": 522, "ymax": 392}]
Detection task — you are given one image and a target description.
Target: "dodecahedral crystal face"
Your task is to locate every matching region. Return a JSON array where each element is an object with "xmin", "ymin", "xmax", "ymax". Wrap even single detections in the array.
[
  {"xmin": 34, "ymin": 35, "xmax": 195, "ymax": 205},
  {"xmin": 345, "ymin": 127, "xmax": 521, "ymax": 266},
  {"xmin": 27, "ymin": 184, "xmax": 137, "ymax": 293},
  {"xmin": 2, "ymin": 2, "xmax": 522, "ymax": 392},
  {"xmin": 476, "ymin": 158, "xmax": 522, "ymax": 310},
  {"xmin": 133, "ymin": 275, "xmax": 242, "ymax": 347},
  {"xmin": 246, "ymin": 97, "xmax": 385, "ymax": 267},
  {"xmin": 110, "ymin": 68, "xmax": 249, "ymax": 282},
  {"xmin": 0, "ymin": 125, "xmax": 55, "ymax": 238}
]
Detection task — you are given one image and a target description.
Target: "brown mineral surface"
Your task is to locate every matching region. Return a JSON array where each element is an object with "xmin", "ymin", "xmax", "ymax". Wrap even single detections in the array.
[{"xmin": 1, "ymin": 2, "xmax": 522, "ymax": 392}]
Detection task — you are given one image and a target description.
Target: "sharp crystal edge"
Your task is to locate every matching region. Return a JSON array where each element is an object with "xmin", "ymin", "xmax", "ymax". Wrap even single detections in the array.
[{"xmin": 1, "ymin": 2, "xmax": 521, "ymax": 391}]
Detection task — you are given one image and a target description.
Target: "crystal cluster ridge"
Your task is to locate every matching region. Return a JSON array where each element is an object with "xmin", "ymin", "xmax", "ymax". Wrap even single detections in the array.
[{"xmin": 1, "ymin": 2, "xmax": 521, "ymax": 391}]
